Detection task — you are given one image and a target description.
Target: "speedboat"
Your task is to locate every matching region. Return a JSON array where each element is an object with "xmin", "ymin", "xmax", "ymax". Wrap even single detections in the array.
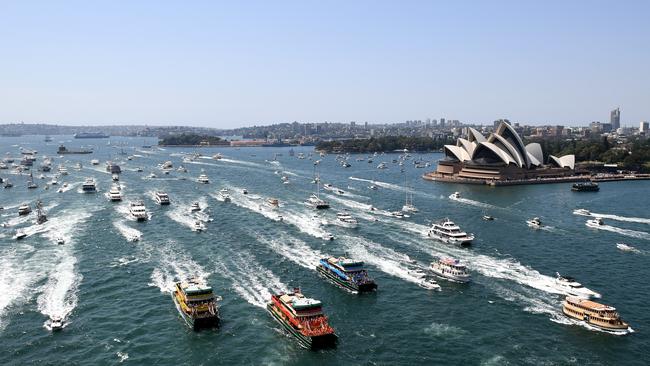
[
  {"xmin": 81, "ymin": 177, "xmax": 97, "ymax": 193},
  {"xmin": 154, "ymin": 191, "xmax": 171, "ymax": 205},
  {"xmin": 586, "ymin": 217, "xmax": 604, "ymax": 228},
  {"xmin": 197, "ymin": 174, "xmax": 210, "ymax": 184},
  {"xmin": 49, "ymin": 316, "xmax": 64, "ymax": 331},
  {"xmin": 136, "ymin": 167, "xmax": 144, "ymax": 172},
  {"xmin": 449, "ymin": 192, "xmax": 461, "ymax": 199},
  {"xmin": 265, "ymin": 198, "xmax": 280, "ymax": 210},
  {"xmin": 306, "ymin": 194, "xmax": 330, "ymax": 209},
  {"xmin": 192, "ymin": 220, "xmax": 206, "ymax": 232},
  {"xmin": 56, "ymin": 237, "xmax": 65, "ymax": 245},
  {"xmin": 482, "ymin": 215, "xmax": 494, "ymax": 221},
  {"xmin": 377, "ymin": 162, "xmax": 387, "ymax": 169},
  {"xmin": 390, "ymin": 211, "xmax": 405, "ymax": 219},
  {"xmin": 526, "ymin": 217, "xmax": 542, "ymax": 228},
  {"xmin": 18, "ymin": 203, "xmax": 32, "ymax": 216},
  {"xmin": 418, "ymin": 278, "xmax": 441, "ymax": 291},
  {"xmin": 212, "ymin": 153, "xmax": 222, "ymax": 160},
  {"xmin": 281, "ymin": 176, "xmax": 290, "ymax": 184},
  {"xmin": 368, "ymin": 185, "xmax": 378, "ymax": 191},
  {"xmin": 336, "ymin": 212, "xmax": 358, "ymax": 228},
  {"xmin": 573, "ymin": 208, "xmax": 591, "ymax": 216},
  {"xmin": 217, "ymin": 188, "xmax": 231, "ymax": 202},
  {"xmin": 148, "ymin": 172, "xmax": 157, "ymax": 179},
  {"xmin": 427, "ymin": 219, "xmax": 474, "ymax": 245},
  {"xmin": 14, "ymin": 229, "xmax": 27, "ymax": 240},
  {"xmin": 616, "ymin": 243, "xmax": 637, "ymax": 252},
  {"xmin": 189, "ymin": 202, "xmax": 201, "ymax": 212},
  {"xmin": 177, "ymin": 166, "xmax": 187, "ymax": 173},
  {"xmin": 242, "ymin": 188, "xmax": 248, "ymax": 195},
  {"xmin": 90, "ymin": 159, "xmax": 99, "ymax": 165},
  {"xmin": 555, "ymin": 273, "xmax": 600, "ymax": 299},
  {"xmin": 430, "ymin": 258, "xmax": 471, "ymax": 283},
  {"xmin": 50, "ymin": 179, "xmax": 58, "ymax": 185}
]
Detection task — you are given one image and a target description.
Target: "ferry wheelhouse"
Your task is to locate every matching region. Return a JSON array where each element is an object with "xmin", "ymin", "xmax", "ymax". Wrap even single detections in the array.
[
  {"xmin": 172, "ymin": 278, "xmax": 220, "ymax": 330},
  {"xmin": 426, "ymin": 219, "xmax": 474, "ymax": 245},
  {"xmin": 317, "ymin": 257, "xmax": 377, "ymax": 293},
  {"xmin": 267, "ymin": 288, "xmax": 337, "ymax": 349},
  {"xmin": 562, "ymin": 296, "xmax": 630, "ymax": 333},
  {"xmin": 430, "ymin": 258, "xmax": 470, "ymax": 283}
]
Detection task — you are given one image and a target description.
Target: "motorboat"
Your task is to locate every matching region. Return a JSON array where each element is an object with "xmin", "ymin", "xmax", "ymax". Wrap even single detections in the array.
[
  {"xmin": 58, "ymin": 165, "xmax": 68, "ymax": 175},
  {"xmin": 418, "ymin": 278, "xmax": 441, "ymax": 291},
  {"xmin": 189, "ymin": 202, "xmax": 201, "ymax": 212},
  {"xmin": 81, "ymin": 177, "xmax": 97, "ymax": 193},
  {"xmin": 449, "ymin": 192, "xmax": 461, "ymax": 199},
  {"xmin": 50, "ymin": 178, "xmax": 59, "ymax": 185},
  {"xmin": 3, "ymin": 180, "xmax": 12, "ymax": 188},
  {"xmin": 368, "ymin": 184, "xmax": 378, "ymax": 191},
  {"xmin": 376, "ymin": 162, "xmax": 387, "ymax": 169},
  {"xmin": 90, "ymin": 159, "xmax": 99, "ymax": 165},
  {"xmin": 14, "ymin": 229, "xmax": 27, "ymax": 240},
  {"xmin": 129, "ymin": 201, "xmax": 148, "ymax": 221},
  {"xmin": 265, "ymin": 198, "xmax": 280, "ymax": 210},
  {"xmin": 56, "ymin": 237, "xmax": 65, "ymax": 245},
  {"xmin": 148, "ymin": 172, "xmax": 157, "ymax": 179},
  {"xmin": 336, "ymin": 212, "xmax": 358, "ymax": 228},
  {"xmin": 18, "ymin": 203, "xmax": 32, "ymax": 216},
  {"xmin": 526, "ymin": 217, "xmax": 542, "ymax": 228},
  {"xmin": 217, "ymin": 188, "xmax": 231, "ymax": 202},
  {"xmin": 192, "ymin": 220, "xmax": 206, "ymax": 232},
  {"xmin": 430, "ymin": 258, "xmax": 471, "ymax": 283},
  {"xmin": 555, "ymin": 273, "xmax": 601, "ymax": 299},
  {"xmin": 390, "ymin": 211, "xmax": 405, "ymax": 219},
  {"xmin": 573, "ymin": 208, "xmax": 591, "ymax": 216},
  {"xmin": 112, "ymin": 174, "xmax": 119, "ymax": 182},
  {"xmin": 197, "ymin": 174, "xmax": 210, "ymax": 184},
  {"xmin": 242, "ymin": 188, "xmax": 248, "ymax": 195},
  {"xmin": 136, "ymin": 167, "xmax": 144, "ymax": 172},
  {"xmin": 212, "ymin": 153, "xmax": 222, "ymax": 160},
  {"xmin": 322, "ymin": 232, "xmax": 334, "ymax": 241},
  {"xmin": 154, "ymin": 191, "xmax": 171, "ymax": 205},
  {"xmin": 586, "ymin": 217, "xmax": 604, "ymax": 228},
  {"xmin": 108, "ymin": 185, "xmax": 122, "ymax": 202},
  {"xmin": 427, "ymin": 219, "xmax": 474, "ymax": 245},
  {"xmin": 177, "ymin": 166, "xmax": 187, "ymax": 173},
  {"xmin": 482, "ymin": 215, "xmax": 494, "ymax": 221},
  {"xmin": 616, "ymin": 243, "xmax": 637, "ymax": 252},
  {"xmin": 49, "ymin": 316, "xmax": 64, "ymax": 331}
]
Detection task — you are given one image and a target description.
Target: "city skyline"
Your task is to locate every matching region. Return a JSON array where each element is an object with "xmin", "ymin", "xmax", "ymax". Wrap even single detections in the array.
[{"xmin": 1, "ymin": 1, "xmax": 649, "ymax": 128}]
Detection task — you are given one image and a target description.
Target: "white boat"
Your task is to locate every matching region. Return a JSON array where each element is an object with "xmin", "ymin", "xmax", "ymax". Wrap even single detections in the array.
[
  {"xmin": 177, "ymin": 166, "xmax": 187, "ymax": 173},
  {"xmin": 108, "ymin": 185, "xmax": 122, "ymax": 202},
  {"xmin": 336, "ymin": 212, "xmax": 358, "ymax": 228},
  {"xmin": 129, "ymin": 201, "xmax": 148, "ymax": 221},
  {"xmin": 49, "ymin": 316, "xmax": 64, "ymax": 331},
  {"xmin": 136, "ymin": 167, "xmax": 144, "ymax": 172},
  {"xmin": 81, "ymin": 177, "xmax": 97, "ymax": 193},
  {"xmin": 14, "ymin": 229, "xmax": 27, "ymax": 240},
  {"xmin": 74, "ymin": 162, "xmax": 82, "ymax": 170},
  {"xmin": 264, "ymin": 198, "xmax": 280, "ymax": 210},
  {"xmin": 212, "ymin": 153, "xmax": 222, "ymax": 160},
  {"xmin": 148, "ymin": 172, "xmax": 157, "ymax": 179},
  {"xmin": 573, "ymin": 208, "xmax": 591, "ymax": 216},
  {"xmin": 127, "ymin": 155, "xmax": 134, "ymax": 161},
  {"xmin": 154, "ymin": 191, "xmax": 170, "ymax": 205},
  {"xmin": 377, "ymin": 162, "xmax": 387, "ymax": 169},
  {"xmin": 368, "ymin": 184, "xmax": 378, "ymax": 191},
  {"xmin": 418, "ymin": 278, "xmax": 441, "ymax": 291},
  {"xmin": 449, "ymin": 192, "xmax": 461, "ymax": 199},
  {"xmin": 526, "ymin": 217, "xmax": 542, "ymax": 228},
  {"xmin": 192, "ymin": 220, "xmax": 206, "ymax": 232},
  {"xmin": 50, "ymin": 179, "xmax": 59, "ymax": 185},
  {"xmin": 161, "ymin": 161, "xmax": 173, "ymax": 169},
  {"xmin": 321, "ymin": 232, "xmax": 334, "ymax": 241},
  {"xmin": 430, "ymin": 258, "xmax": 471, "ymax": 283},
  {"xmin": 58, "ymin": 165, "xmax": 68, "ymax": 175},
  {"xmin": 56, "ymin": 237, "xmax": 65, "ymax": 245},
  {"xmin": 189, "ymin": 202, "xmax": 201, "ymax": 212},
  {"xmin": 390, "ymin": 211, "xmax": 405, "ymax": 219},
  {"xmin": 242, "ymin": 188, "xmax": 248, "ymax": 195},
  {"xmin": 38, "ymin": 174, "xmax": 45, "ymax": 180},
  {"xmin": 112, "ymin": 174, "xmax": 119, "ymax": 181},
  {"xmin": 586, "ymin": 217, "xmax": 604, "ymax": 228},
  {"xmin": 616, "ymin": 243, "xmax": 637, "ymax": 252},
  {"xmin": 18, "ymin": 203, "xmax": 32, "ymax": 216},
  {"xmin": 426, "ymin": 219, "xmax": 474, "ymax": 245},
  {"xmin": 554, "ymin": 273, "xmax": 601, "ymax": 299},
  {"xmin": 216, "ymin": 188, "xmax": 231, "ymax": 202},
  {"xmin": 197, "ymin": 174, "xmax": 210, "ymax": 184},
  {"xmin": 90, "ymin": 159, "xmax": 99, "ymax": 165},
  {"xmin": 482, "ymin": 214, "xmax": 494, "ymax": 221},
  {"xmin": 306, "ymin": 194, "xmax": 330, "ymax": 209}
]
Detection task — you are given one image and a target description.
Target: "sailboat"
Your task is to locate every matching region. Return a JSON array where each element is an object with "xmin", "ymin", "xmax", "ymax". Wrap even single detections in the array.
[
  {"xmin": 306, "ymin": 162, "xmax": 330, "ymax": 209},
  {"xmin": 27, "ymin": 172, "xmax": 38, "ymax": 189},
  {"xmin": 36, "ymin": 199, "xmax": 47, "ymax": 224},
  {"xmin": 402, "ymin": 172, "xmax": 418, "ymax": 213}
]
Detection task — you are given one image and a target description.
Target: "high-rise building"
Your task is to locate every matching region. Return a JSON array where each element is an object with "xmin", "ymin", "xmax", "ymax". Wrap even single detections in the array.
[
  {"xmin": 641, "ymin": 121, "xmax": 649, "ymax": 134},
  {"xmin": 440, "ymin": 118, "xmax": 446, "ymax": 128},
  {"xmin": 610, "ymin": 108, "xmax": 621, "ymax": 130}
]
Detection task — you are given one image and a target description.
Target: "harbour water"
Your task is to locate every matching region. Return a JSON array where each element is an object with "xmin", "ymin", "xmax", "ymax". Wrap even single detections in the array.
[{"xmin": 1, "ymin": 135, "xmax": 649, "ymax": 365}]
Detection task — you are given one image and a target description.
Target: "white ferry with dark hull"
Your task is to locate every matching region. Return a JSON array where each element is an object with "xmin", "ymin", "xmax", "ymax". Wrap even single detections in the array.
[
  {"xmin": 430, "ymin": 258, "xmax": 471, "ymax": 283},
  {"xmin": 426, "ymin": 219, "xmax": 474, "ymax": 246},
  {"xmin": 316, "ymin": 257, "xmax": 377, "ymax": 293}
]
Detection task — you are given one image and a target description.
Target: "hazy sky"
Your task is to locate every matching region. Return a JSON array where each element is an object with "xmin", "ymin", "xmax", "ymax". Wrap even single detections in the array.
[{"xmin": 1, "ymin": 1, "xmax": 648, "ymax": 128}]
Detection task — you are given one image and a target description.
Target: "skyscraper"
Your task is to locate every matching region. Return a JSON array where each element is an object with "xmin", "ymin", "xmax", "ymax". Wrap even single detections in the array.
[{"xmin": 610, "ymin": 108, "xmax": 621, "ymax": 130}]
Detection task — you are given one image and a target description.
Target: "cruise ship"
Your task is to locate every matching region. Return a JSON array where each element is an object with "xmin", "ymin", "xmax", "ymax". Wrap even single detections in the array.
[
  {"xmin": 316, "ymin": 257, "xmax": 377, "ymax": 293},
  {"xmin": 81, "ymin": 177, "xmax": 97, "ymax": 193},
  {"xmin": 172, "ymin": 278, "xmax": 220, "ymax": 330},
  {"xmin": 197, "ymin": 174, "xmax": 210, "ymax": 184},
  {"xmin": 430, "ymin": 258, "xmax": 471, "ymax": 283},
  {"xmin": 267, "ymin": 288, "xmax": 337, "ymax": 349},
  {"xmin": 562, "ymin": 296, "xmax": 630, "ymax": 333},
  {"xmin": 108, "ymin": 185, "xmax": 122, "ymax": 202},
  {"xmin": 555, "ymin": 273, "xmax": 601, "ymax": 299},
  {"xmin": 154, "ymin": 191, "xmax": 170, "ymax": 205},
  {"xmin": 335, "ymin": 212, "xmax": 358, "ymax": 228},
  {"xmin": 129, "ymin": 201, "xmax": 148, "ymax": 221},
  {"xmin": 426, "ymin": 219, "xmax": 474, "ymax": 245}
]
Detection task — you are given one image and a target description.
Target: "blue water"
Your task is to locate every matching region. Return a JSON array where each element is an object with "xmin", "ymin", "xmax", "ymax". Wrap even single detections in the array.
[{"xmin": 1, "ymin": 135, "xmax": 649, "ymax": 365}]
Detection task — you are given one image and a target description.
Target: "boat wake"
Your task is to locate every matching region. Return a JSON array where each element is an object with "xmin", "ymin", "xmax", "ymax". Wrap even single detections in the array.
[
  {"xmin": 587, "ymin": 223, "xmax": 650, "ymax": 240},
  {"xmin": 255, "ymin": 233, "xmax": 322, "ymax": 270},
  {"xmin": 149, "ymin": 241, "xmax": 209, "ymax": 293},
  {"xmin": 589, "ymin": 212, "xmax": 650, "ymax": 225},
  {"xmin": 37, "ymin": 251, "xmax": 81, "ymax": 330},
  {"xmin": 113, "ymin": 220, "xmax": 142, "ymax": 242},
  {"xmin": 216, "ymin": 252, "xmax": 288, "ymax": 309},
  {"xmin": 222, "ymin": 186, "xmax": 284, "ymax": 222},
  {"xmin": 349, "ymin": 176, "xmax": 406, "ymax": 192},
  {"xmin": 449, "ymin": 195, "xmax": 495, "ymax": 209}
]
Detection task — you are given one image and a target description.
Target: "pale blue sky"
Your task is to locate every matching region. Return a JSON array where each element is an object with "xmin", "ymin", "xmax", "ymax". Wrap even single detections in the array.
[{"xmin": 0, "ymin": 1, "xmax": 648, "ymax": 128}]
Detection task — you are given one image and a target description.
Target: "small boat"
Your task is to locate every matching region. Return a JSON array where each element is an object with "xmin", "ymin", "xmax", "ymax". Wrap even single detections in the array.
[
  {"xmin": 3, "ymin": 180, "xmax": 12, "ymax": 188},
  {"xmin": 562, "ymin": 296, "xmax": 631, "ymax": 333},
  {"xmin": 35, "ymin": 200, "xmax": 47, "ymax": 224},
  {"xmin": 376, "ymin": 162, "xmax": 387, "ymax": 169},
  {"xmin": 616, "ymin": 243, "xmax": 637, "ymax": 252},
  {"xmin": 14, "ymin": 229, "xmax": 27, "ymax": 240},
  {"xmin": 58, "ymin": 166, "xmax": 68, "ymax": 175},
  {"xmin": 265, "ymin": 198, "xmax": 280, "ymax": 210},
  {"xmin": 430, "ymin": 258, "xmax": 471, "ymax": 283},
  {"xmin": 266, "ymin": 288, "xmax": 337, "ymax": 349},
  {"xmin": 56, "ymin": 237, "xmax": 65, "ymax": 245},
  {"xmin": 572, "ymin": 182, "xmax": 600, "ymax": 192},
  {"xmin": 50, "ymin": 179, "xmax": 58, "ymax": 186},
  {"xmin": 112, "ymin": 174, "xmax": 119, "ymax": 182},
  {"xmin": 482, "ymin": 215, "xmax": 494, "ymax": 221},
  {"xmin": 427, "ymin": 219, "xmax": 474, "ymax": 245},
  {"xmin": 526, "ymin": 217, "xmax": 542, "ymax": 228},
  {"xmin": 192, "ymin": 220, "xmax": 206, "ymax": 232},
  {"xmin": 555, "ymin": 273, "xmax": 601, "ymax": 299},
  {"xmin": 177, "ymin": 166, "xmax": 187, "ymax": 173},
  {"xmin": 154, "ymin": 191, "xmax": 171, "ymax": 205},
  {"xmin": 449, "ymin": 191, "xmax": 461, "ymax": 199},
  {"xmin": 217, "ymin": 188, "xmax": 231, "ymax": 202},
  {"xmin": 172, "ymin": 278, "xmax": 220, "ymax": 330},
  {"xmin": 212, "ymin": 153, "xmax": 222, "ymax": 160},
  {"xmin": 38, "ymin": 174, "xmax": 45, "ymax": 180},
  {"xmin": 418, "ymin": 278, "xmax": 441, "ymax": 291},
  {"xmin": 90, "ymin": 159, "xmax": 99, "ymax": 165},
  {"xmin": 49, "ymin": 316, "xmax": 64, "ymax": 331},
  {"xmin": 390, "ymin": 211, "xmax": 405, "ymax": 219},
  {"xmin": 336, "ymin": 212, "xmax": 358, "ymax": 228},
  {"xmin": 189, "ymin": 202, "xmax": 201, "ymax": 212},
  {"xmin": 321, "ymin": 232, "xmax": 334, "ymax": 241},
  {"xmin": 306, "ymin": 194, "xmax": 330, "ymax": 209},
  {"xmin": 586, "ymin": 218, "xmax": 604, "ymax": 228},
  {"xmin": 18, "ymin": 203, "xmax": 32, "ymax": 216},
  {"xmin": 197, "ymin": 174, "xmax": 210, "ymax": 184},
  {"xmin": 368, "ymin": 184, "xmax": 378, "ymax": 191},
  {"xmin": 148, "ymin": 172, "xmax": 157, "ymax": 179},
  {"xmin": 316, "ymin": 257, "xmax": 377, "ymax": 293},
  {"xmin": 573, "ymin": 208, "xmax": 592, "ymax": 216},
  {"xmin": 81, "ymin": 177, "xmax": 97, "ymax": 193},
  {"xmin": 242, "ymin": 188, "xmax": 248, "ymax": 195},
  {"xmin": 136, "ymin": 167, "xmax": 144, "ymax": 172}
]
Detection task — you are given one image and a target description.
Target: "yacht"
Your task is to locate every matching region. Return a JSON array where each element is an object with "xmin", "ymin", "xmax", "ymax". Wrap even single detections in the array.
[
  {"xmin": 129, "ymin": 201, "xmax": 148, "ymax": 221},
  {"xmin": 217, "ymin": 188, "xmax": 231, "ymax": 202},
  {"xmin": 586, "ymin": 217, "xmax": 604, "ymax": 228},
  {"xmin": 177, "ymin": 166, "xmax": 187, "ymax": 173},
  {"xmin": 430, "ymin": 258, "xmax": 471, "ymax": 283},
  {"xmin": 90, "ymin": 159, "xmax": 100, "ymax": 165},
  {"xmin": 154, "ymin": 191, "xmax": 170, "ymax": 205},
  {"xmin": 526, "ymin": 217, "xmax": 542, "ymax": 228},
  {"xmin": 402, "ymin": 194, "xmax": 418, "ymax": 213},
  {"xmin": 482, "ymin": 213, "xmax": 494, "ymax": 221},
  {"xmin": 390, "ymin": 211, "xmax": 405, "ymax": 219},
  {"xmin": 555, "ymin": 273, "xmax": 601, "ymax": 299},
  {"xmin": 281, "ymin": 176, "xmax": 290, "ymax": 184},
  {"xmin": 81, "ymin": 177, "xmax": 97, "ymax": 193},
  {"xmin": 161, "ymin": 161, "xmax": 173, "ymax": 169},
  {"xmin": 189, "ymin": 202, "xmax": 201, "ymax": 212},
  {"xmin": 197, "ymin": 174, "xmax": 210, "ymax": 184},
  {"xmin": 418, "ymin": 278, "xmax": 441, "ymax": 291},
  {"xmin": 148, "ymin": 172, "xmax": 157, "ymax": 179},
  {"xmin": 112, "ymin": 174, "xmax": 119, "ymax": 182},
  {"xmin": 449, "ymin": 191, "xmax": 461, "ymax": 199},
  {"xmin": 426, "ymin": 219, "xmax": 475, "ymax": 245},
  {"xmin": 306, "ymin": 194, "xmax": 330, "ymax": 209},
  {"xmin": 192, "ymin": 220, "xmax": 206, "ymax": 232},
  {"xmin": 18, "ymin": 203, "xmax": 32, "ymax": 216},
  {"xmin": 35, "ymin": 200, "xmax": 47, "ymax": 224},
  {"xmin": 27, "ymin": 173, "xmax": 38, "ymax": 189},
  {"xmin": 58, "ymin": 165, "xmax": 68, "ymax": 175},
  {"xmin": 265, "ymin": 198, "xmax": 280, "ymax": 210},
  {"xmin": 14, "ymin": 229, "xmax": 27, "ymax": 240},
  {"xmin": 573, "ymin": 208, "xmax": 591, "ymax": 216},
  {"xmin": 335, "ymin": 212, "xmax": 358, "ymax": 228}
]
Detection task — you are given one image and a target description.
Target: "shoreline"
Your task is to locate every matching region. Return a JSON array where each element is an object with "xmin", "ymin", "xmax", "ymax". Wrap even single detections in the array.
[{"xmin": 422, "ymin": 172, "xmax": 650, "ymax": 186}]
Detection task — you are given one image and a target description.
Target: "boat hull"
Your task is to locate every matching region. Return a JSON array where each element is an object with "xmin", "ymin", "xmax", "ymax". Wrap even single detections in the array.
[
  {"xmin": 562, "ymin": 308, "xmax": 629, "ymax": 332},
  {"xmin": 430, "ymin": 267, "xmax": 470, "ymax": 283},
  {"xmin": 316, "ymin": 266, "xmax": 377, "ymax": 293},
  {"xmin": 266, "ymin": 304, "xmax": 337, "ymax": 349},
  {"xmin": 427, "ymin": 232, "xmax": 472, "ymax": 246}
]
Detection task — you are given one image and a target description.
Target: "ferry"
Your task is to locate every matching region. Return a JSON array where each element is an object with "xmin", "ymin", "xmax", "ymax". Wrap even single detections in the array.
[
  {"xmin": 562, "ymin": 296, "xmax": 630, "ymax": 333},
  {"xmin": 197, "ymin": 174, "xmax": 210, "ymax": 184},
  {"xmin": 57, "ymin": 145, "xmax": 92, "ymax": 154},
  {"xmin": 426, "ymin": 219, "xmax": 474, "ymax": 245},
  {"xmin": 555, "ymin": 273, "xmax": 601, "ymax": 299},
  {"xmin": 430, "ymin": 258, "xmax": 471, "ymax": 283},
  {"xmin": 306, "ymin": 194, "xmax": 329, "ymax": 209},
  {"xmin": 74, "ymin": 132, "xmax": 109, "ymax": 139},
  {"xmin": 573, "ymin": 208, "xmax": 591, "ymax": 216},
  {"xmin": 106, "ymin": 161, "xmax": 121, "ymax": 174},
  {"xmin": 316, "ymin": 257, "xmax": 377, "ymax": 293},
  {"xmin": 335, "ymin": 212, "xmax": 358, "ymax": 228},
  {"xmin": 172, "ymin": 278, "xmax": 220, "ymax": 329},
  {"xmin": 129, "ymin": 201, "xmax": 148, "ymax": 221},
  {"xmin": 572, "ymin": 182, "xmax": 600, "ymax": 192},
  {"xmin": 217, "ymin": 188, "xmax": 231, "ymax": 202},
  {"xmin": 82, "ymin": 177, "xmax": 97, "ymax": 193},
  {"xmin": 586, "ymin": 218, "xmax": 604, "ymax": 228},
  {"xmin": 526, "ymin": 217, "xmax": 542, "ymax": 228},
  {"xmin": 154, "ymin": 191, "xmax": 171, "ymax": 205},
  {"xmin": 267, "ymin": 288, "xmax": 337, "ymax": 349}
]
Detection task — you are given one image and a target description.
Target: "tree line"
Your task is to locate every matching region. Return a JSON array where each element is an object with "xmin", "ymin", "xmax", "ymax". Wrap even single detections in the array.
[
  {"xmin": 159, "ymin": 133, "xmax": 229, "ymax": 146},
  {"xmin": 316, "ymin": 136, "xmax": 453, "ymax": 153}
]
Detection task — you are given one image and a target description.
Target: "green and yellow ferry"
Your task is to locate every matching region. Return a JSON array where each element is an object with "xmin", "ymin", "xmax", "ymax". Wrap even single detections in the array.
[{"xmin": 172, "ymin": 278, "xmax": 220, "ymax": 330}]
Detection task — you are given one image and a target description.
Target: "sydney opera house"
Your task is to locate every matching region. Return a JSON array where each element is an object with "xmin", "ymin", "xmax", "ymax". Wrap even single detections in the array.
[{"xmin": 425, "ymin": 121, "xmax": 582, "ymax": 185}]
